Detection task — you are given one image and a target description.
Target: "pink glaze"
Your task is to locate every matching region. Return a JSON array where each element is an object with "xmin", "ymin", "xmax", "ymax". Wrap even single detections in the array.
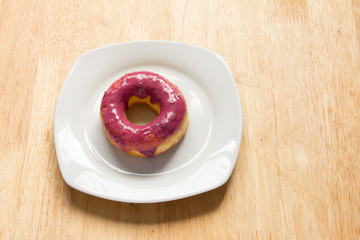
[{"xmin": 100, "ymin": 71, "xmax": 187, "ymax": 157}]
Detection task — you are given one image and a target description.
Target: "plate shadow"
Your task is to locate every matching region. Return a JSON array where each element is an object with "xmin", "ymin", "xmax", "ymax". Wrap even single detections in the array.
[{"xmin": 68, "ymin": 180, "xmax": 229, "ymax": 224}]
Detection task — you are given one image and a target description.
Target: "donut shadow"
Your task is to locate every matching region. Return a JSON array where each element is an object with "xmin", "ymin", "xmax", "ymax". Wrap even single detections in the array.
[{"xmin": 107, "ymin": 135, "xmax": 186, "ymax": 175}]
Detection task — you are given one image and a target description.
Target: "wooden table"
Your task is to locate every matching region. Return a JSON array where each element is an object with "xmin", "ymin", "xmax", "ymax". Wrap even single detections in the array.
[{"xmin": 1, "ymin": 0, "xmax": 359, "ymax": 239}]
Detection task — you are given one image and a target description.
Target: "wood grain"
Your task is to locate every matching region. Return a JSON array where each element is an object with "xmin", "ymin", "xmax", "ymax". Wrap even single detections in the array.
[{"xmin": 1, "ymin": 0, "xmax": 359, "ymax": 239}]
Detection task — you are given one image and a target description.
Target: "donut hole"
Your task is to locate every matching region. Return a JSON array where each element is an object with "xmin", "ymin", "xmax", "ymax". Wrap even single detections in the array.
[{"xmin": 125, "ymin": 96, "xmax": 160, "ymax": 125}]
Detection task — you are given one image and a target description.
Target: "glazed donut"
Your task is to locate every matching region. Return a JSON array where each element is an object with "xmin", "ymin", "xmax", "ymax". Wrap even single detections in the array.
[{"xmin": 100, "ymin": 71, "xmax": 189, "ymax": 158}]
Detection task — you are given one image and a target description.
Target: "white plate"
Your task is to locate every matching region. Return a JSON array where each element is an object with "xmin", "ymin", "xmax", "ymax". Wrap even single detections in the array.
[{"xmin": 54, "ymin": 41, "xmax": 243, "ymax": 203}]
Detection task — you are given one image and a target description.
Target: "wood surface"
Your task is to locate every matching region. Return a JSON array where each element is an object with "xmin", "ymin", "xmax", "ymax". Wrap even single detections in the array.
[{"xmin": 1, "ymin": 0, "xmax": 360, "ymax": 239}]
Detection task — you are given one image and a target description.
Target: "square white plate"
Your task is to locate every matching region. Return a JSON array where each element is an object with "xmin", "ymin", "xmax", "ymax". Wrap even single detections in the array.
[{"xmin": 54, "ymin": 41, "xmax": 243, "ymax": 203}]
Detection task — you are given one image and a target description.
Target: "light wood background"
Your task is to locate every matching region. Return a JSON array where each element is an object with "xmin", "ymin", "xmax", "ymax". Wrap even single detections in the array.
[{"xmin": 1, "ymin": 0, "xmax": 360, "ymax": 239}]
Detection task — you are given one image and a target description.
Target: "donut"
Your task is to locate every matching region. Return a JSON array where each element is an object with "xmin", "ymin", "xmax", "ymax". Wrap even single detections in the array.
[{"xmin": 100, "ymin": 71, "xmax": 189, "ymax": 158}]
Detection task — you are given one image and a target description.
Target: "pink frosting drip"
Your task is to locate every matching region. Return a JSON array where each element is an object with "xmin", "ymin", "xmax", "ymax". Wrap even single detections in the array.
[{"xmin": 100, "ymin": 71, "xmax": 187, "ymax": 157}]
